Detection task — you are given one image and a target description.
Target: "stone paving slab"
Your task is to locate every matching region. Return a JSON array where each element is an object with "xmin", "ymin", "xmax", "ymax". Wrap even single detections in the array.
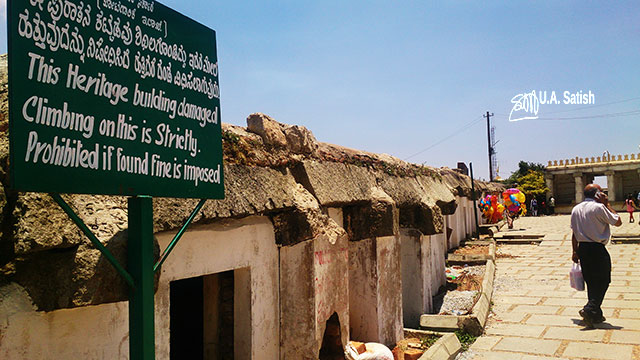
[
  {"xmin": 510, "ymin": 305, "xmax": 562, "ymax": 314},
  {"xmin": 560, "ymin": 306, "xmax": 616, "ymax": 318},
  {"xmin": 542, "ymin": 326, "xmax": 607, "ymax": 341},
  {"xmin": 491, "ymin": 311, "xmax": 527, "ymax": 323},
  {"xmin": 492, "ymin": 337, "xmax": 561, "ymax": 356},
  {"xmin": 610, "ymin": 330, "xmax": 640, "ymax": 345},
  {"xmin": 619, "ymin": 309, "xmax": 640, "ymax": 319},
  {"xmin": 484, "ymin": 323, "xmax": 547, "ymax": 338},
  {"xmin": 526, "ymin": 314, "xmax": 581, "ymax": 327},
  {"xmin": 461, "ymin": 215, "xmax": 640, "ymax": 360},
  {"xmin": 562, "ymin": 342, "xmax": 634, "ymax": 360},
  {"xmin": 469, "ymin": 336, "xmax": 503, "ymax": 351},
  {"xmin": 493, "ymin": 296, "xmax": 542, "ymax": 305}
]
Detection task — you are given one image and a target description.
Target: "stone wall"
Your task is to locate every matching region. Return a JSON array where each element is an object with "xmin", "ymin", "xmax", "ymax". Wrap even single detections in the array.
[
  {"xmin": 621, "ymin": 170, "xmax": 640, "ymax": 199},
  {"xmin": 555, "ymin": 174, "xmax": 575, "ymax": 205},
  {"xmin": 0, "ymin": 54, "xmax": 503, "ymax": 359}
]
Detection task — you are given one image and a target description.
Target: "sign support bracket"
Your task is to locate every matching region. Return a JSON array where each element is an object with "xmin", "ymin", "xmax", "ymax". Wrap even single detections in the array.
[
  {"xmin": 52, "ymin": 193, "xmax": 208, "ymax": 359},
  {"xmin": 51, "ymin": 193, "xmax": 135, "ymax": 289},
  {"xmin": 154, "ymin": 198, "xmax": 207, "ymax": 273}
]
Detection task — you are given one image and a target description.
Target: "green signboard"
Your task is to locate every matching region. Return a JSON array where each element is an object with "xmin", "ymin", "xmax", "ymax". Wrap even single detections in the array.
[{"xmin": 8, "ymin": 0, "xmax": 224, "ymax": 199}]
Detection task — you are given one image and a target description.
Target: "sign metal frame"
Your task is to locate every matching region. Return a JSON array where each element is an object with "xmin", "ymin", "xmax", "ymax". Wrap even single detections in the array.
[{"xmin": 7, "ymin": 1, "xmax": 226, "ymax": 358}]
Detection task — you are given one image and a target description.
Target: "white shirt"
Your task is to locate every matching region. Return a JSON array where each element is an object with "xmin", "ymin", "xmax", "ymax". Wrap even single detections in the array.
[{"xmin": 570, "ymin": 198, "xmax": 620, "ymax": 244}]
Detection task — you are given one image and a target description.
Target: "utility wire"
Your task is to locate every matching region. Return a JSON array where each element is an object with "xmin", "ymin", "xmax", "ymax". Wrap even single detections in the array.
[
  {"xmin": 493, "ymin": 109, "xmax": 640, "ymax": 121},
  {"xmin": 531, "ymin": 110, "xmax": 640, "ymax": 121},
  {"xmin": 495, "ymin": 96, "xmax": 640, "ymax": 117},
  {"xmin": 404, "ymin": 116, "xmax": 484, "ymax": 161},
  {"xmin": 541, "ymin": 96, "xmax": 640, "ymax": 115}
]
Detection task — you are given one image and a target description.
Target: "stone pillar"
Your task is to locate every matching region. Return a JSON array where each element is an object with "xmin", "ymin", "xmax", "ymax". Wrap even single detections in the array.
[
  {"xmin": 574, "ymin": 172, "xmax": 584, "ymax": 204},
  {"xmin": 545, "ymin": 174, "xmax": 554, "ymax": 201},
  {"xmin": 400, "ymin": 229, "xmax": 431, "ymax": 328},
  {"xmin": 605, "ymin": 171, "xmax": 616, "ymax": 202}
]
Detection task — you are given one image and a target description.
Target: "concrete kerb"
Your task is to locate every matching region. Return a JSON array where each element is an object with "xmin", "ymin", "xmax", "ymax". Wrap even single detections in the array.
[
  {"xmin": 420, "ymin": 255, "xmax": 497, "ymax": 336},
  {"xmin": 611, "ymin": 235, "xmax": 640, "ymax": 244},
  {"xmin": 494, "ymin": 234, "xmax": 544, "ymax": 245},
  {"xmin": 403, "ymin": 329, "xmax": 462, "ymax": 360},
  {"xmin": 478, "ymin": 220, "xmax": 506, "ymax": 237}
]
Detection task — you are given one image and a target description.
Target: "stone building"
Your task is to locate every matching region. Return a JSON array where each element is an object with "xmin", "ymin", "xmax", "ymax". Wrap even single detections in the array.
[
  {"xmin": 0, "ymin": 55, "xmax": 502, "ymax": 359},
  {"xmin": 546, "ymin": 153, "xmax": 640, "ymax": 213}
]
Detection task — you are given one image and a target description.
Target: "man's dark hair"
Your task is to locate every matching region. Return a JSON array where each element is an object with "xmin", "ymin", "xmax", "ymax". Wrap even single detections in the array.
[{"xmin": 584, "ymin": 187, "xmax": 598, "ymax": 199}]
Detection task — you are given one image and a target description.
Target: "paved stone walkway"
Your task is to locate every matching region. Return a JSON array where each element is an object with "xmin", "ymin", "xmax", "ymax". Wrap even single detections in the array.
[{"xmin": 465, "ymin": 214, "xmax": 640, "ymax": 360}]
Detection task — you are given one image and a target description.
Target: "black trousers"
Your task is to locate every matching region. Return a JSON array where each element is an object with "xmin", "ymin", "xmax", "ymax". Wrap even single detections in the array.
[{"xmin": 577, "ymin": 242, "xmax": 611, "ymax": 319}]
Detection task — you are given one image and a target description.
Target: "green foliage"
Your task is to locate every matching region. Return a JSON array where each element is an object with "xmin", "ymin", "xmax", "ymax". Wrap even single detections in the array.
[
  {"xmin": 503, "ymin": 161, "xmax": 546, "ymax": 186},
  {"xmin": 455, "ymin": 329, "xmax": 478, "ymax": 352},
  {"xmin": 517, "ymin": 170, "xmax": 549, "ymax": 199},
  {"xmin": 420, "ymin": 334, "xmax": 441, "ymax": 349}
]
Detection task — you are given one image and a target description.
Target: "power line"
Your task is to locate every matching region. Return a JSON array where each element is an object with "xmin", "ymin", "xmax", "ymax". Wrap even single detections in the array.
[
  {"xmin": 493, "ymin": 109, "xmax": 640, "ymax": 121},
  {"xmin": 495, "ymin": 96, "xmax": 640, "ymax": 118},
  {"xmin": 532, "ymin": 110, "xmax": 640, "ymax": 121},
  {"xmin": 404, "ymin": 116, "xmax": 484, "ymax": 161},
  {"xmin": 540, "ymin": 96, "xmax": 640, "ymax": 115}
]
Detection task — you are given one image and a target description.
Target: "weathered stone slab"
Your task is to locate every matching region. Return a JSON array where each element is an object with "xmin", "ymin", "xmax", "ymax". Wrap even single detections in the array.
[
  {"xmin": 291, "ymin": 160, "xmax": 376, "ymax": 206},
  {"xmin": 154, "ymin": 164, "xmax": 299, "ymax": 232},
  {"xmin": 416, "ymin": 175, "xmax": 457, "ymax": 215},
  {"xmin": 377, "ymin": 173, "xmax": 445, "ymax": 235}
]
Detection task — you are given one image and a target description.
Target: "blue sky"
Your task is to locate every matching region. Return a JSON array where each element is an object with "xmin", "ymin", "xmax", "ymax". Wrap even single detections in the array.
[{"xmin": 2, "ymin": 1, "xmax": 639, "ymax": 180}]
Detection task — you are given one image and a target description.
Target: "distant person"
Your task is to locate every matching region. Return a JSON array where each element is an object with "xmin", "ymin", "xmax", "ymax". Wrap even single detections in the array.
[
  {"xmin": 530, "ymin": 198, "xmax": 538, "ymax": 216},
  {"xmin": 541, "ymin": 200, "xmax": 546, "ymax": 216},
  {"xmin": 626, "ymin": 195, "xmax": 637, "ymax": 223},
  {"xmin": 636, "ymin": 191, "xmax": 640, "ymax": 207},
  {"xmin": 571, "ymin": 184, "xmax": 622, "ymax": 328},
  {"xmin": 505, "ymin": 210, "xmax": 514, "ymax": 229},
  {"xmin": 549, "ymin": 196, "xmax": 555, "ymax": 215}
]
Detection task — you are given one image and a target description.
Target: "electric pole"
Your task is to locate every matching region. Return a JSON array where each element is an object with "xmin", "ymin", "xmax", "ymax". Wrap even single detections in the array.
[{"xmin": 484, "ymin": 111, "xmax": 494, "ymax": 181}]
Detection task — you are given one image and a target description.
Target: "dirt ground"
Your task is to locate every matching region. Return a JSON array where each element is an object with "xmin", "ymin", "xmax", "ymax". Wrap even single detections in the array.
[
  {"xmin": 450, "ymin": 272, "xmax": 482, "ymax": 291},
  {"xmin": 453, "ymin": 245, "xmax": 489, "ymax": 256},
  {"xmin": 392, "ymin": 335, "xmax": 441, "ymax": 360}
]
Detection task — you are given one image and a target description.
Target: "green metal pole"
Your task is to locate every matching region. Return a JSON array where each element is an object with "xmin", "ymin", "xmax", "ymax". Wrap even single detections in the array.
[
  {"xmin": 470, "ymin": 163, "xmax": 480, "ymax": 239},
  {"xmin": 128, "ymin": 196, "xmax": 155, "ymax": 360}
]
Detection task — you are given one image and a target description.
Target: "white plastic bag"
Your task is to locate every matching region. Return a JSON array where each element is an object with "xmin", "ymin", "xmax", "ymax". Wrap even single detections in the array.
[
  {"xmin": 345, "ymin": 343, "xmax": 393, "ymax": 360},
  {"xmin": 570, "ymin": 262, "xmax": 585, "ymax": 291}
]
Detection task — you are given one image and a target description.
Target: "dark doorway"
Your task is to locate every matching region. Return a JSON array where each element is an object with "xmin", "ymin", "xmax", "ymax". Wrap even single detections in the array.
[
  {"xmin": 170, "ymin": 271, "xmax": 235, "ymax": 360},
  {"xmin": 170, "ymin": 276, "xmax": 204, "ymax": 359},
  {"xmin": 319, "ymin": 313, "xmax": 345, "ymax": 360}
]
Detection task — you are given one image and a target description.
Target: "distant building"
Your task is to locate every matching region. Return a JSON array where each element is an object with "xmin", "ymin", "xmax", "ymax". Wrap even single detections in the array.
[{"xmin": 545, "ymin": 152, "xmax": 640, "ymax": 213}]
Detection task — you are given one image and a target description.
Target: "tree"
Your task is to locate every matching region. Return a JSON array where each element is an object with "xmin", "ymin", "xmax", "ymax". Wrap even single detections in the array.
[
  {"xmin": 503, "ymin": 161, "xmax": 546, "ymax": 186},
  {"xmin": 517, "ymin": 170, "xmax": 549, "ymax": 199}
]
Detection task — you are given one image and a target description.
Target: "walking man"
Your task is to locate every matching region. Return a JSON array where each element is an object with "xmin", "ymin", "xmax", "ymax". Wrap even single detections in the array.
[
  {"xmin": 549, "ymin": 196, "xmax": 555, "ymax": 215},
  {"xmin": 571, "ymin": 184, "xmax": 622, "ymax": 328}
]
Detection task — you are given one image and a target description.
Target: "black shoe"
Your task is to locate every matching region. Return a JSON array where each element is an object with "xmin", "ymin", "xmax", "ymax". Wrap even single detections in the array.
[
  {"xmin": 594, "ymin": 315, "xmax": 606, "ymax": 324},
  {"xmin": 579, "ymin": 309, "xmax": 595, "ymax": 328}
]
